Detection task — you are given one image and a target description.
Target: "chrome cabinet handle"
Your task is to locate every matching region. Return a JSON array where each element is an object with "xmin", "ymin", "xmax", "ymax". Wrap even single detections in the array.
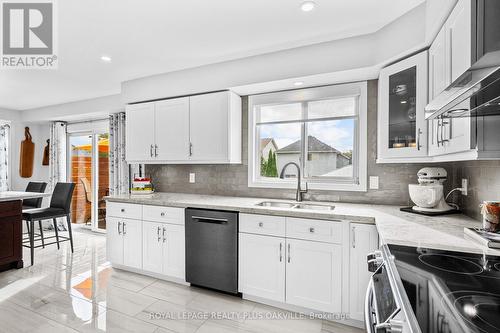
[
  {"xmin": 121, "ymin": 208, "xmax": 125, "ymax": 213},
  {"xmin": 352, "ymin": 226, "xmax": 356, "ymax": 248},
  {"xmin": 417, "ymin": 128, "xmax": 422, "ymax": 150},
  {"xmin": 189, "ymin": 142, "xmax": 193, "ymax": 156},
  {"xmin": 258, "ymin": 222, "xmax": 263, "ymax": 227},
  {"xmin": 157, "ymin": 226, "xmax": 161, "ymax": 242},
  {"xmin": 150, "ymin": 144, "xmax": 154, "ymax": 157},
  {"xmin": 118, "ymin": 221, "xmax": 122, "ymax": 235},
  {"xmin": 436, "ymin": 119, "xmax": 441, "ymax": 147},
  {"xmin": 287, "ymin": 243, "xmax": 291, "ymax": 263},
  {"xmin": 309, "ymin": 227, "xmax": 315, "ymax": 233},
  {"xmin": 160, "ymin": 212, "xmax": 165, "ymax": 217},
  {"xmin": 441, "ymin": 119, "xmax": 449, "ymax": 144},
  {"xmin": 154, "ymin": 144, "xmax": 158, "ymax": 157},
  {"xmin": 279, "ymin": 242, "xmax": 283, "ymax": 262},
  {"xmin": 123, "ymin": 222, "xmax": 126, "ymax": 235},
  {"xmin": 162, "ymin": 227, "xmax": 166, "ymax": 243}
]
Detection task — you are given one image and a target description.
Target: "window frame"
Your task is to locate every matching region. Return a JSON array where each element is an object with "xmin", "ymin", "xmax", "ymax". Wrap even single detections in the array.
[{"xmin": 248, "ymin": 82, "xmax": 367, "ymax": 192}]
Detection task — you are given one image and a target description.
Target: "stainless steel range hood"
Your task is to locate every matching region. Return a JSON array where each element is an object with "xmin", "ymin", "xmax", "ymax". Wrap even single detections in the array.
[
  {"xmin": 425, "ymin": 64, "xmax": 500, "ymax": 119},
  {"xmin": 425, "ymin": 0, "xmax": 500, "ymax": 120}
]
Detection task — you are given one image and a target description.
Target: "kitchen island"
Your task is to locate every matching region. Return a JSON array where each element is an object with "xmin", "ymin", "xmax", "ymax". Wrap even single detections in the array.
[{"xmin": 0, "ymin": 191, "xmax": 50, "ymax": 271}]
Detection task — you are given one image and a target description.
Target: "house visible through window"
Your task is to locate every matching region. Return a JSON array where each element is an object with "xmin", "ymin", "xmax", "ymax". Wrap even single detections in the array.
[{"xmin": 249, "ymin": 83, "xmax": 367, "ymax": 191}]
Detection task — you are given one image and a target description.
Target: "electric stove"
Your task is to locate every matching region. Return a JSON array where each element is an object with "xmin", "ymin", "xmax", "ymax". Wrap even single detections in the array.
[{"xmin": 365, "ymin": 244, "xmax": 500, "ymax": 333}]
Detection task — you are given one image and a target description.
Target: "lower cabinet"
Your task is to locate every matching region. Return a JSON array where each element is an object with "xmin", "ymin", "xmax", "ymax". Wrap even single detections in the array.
[
  {"xmin": 107, "ymin": 217, "xmax": 142, "ymax": 269},
  {"xmin": 142, "ymin": 221, "xmax": 185, "ymax": 280},
  {"xmin": 348, "ymin": 223, "xmax": 379, "ymax": 321},
  {"xmin": 239, "ymin": 233, "xmax": 286, "ymax": 302},
  {"xmin": 286, "ymin": 238, "xmax": 342, "ymax": 313},
  {"xmin": 239, "ymin": 215, "xmax": 345, "ymax": 314}
]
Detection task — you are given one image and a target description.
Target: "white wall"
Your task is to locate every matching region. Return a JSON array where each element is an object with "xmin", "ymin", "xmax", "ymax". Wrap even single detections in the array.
[{"xmin": 10, "ymin": 122, "xmax": 51, "ymax": 205}]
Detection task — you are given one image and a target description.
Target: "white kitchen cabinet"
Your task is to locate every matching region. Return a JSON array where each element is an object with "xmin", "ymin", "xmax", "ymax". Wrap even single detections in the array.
[
  {"xmin": 126, "ymin": 91, "xmax": 241, "ymax": 164},
  {"xmin": 446, "ymin": 0, "xmax": 472, "ymax": 83},
  {"xmin": 348, "ymin": 223, "xmax": 379, "ymax": 321},
  {"xmin": 189, "ymin": 91, "xmax": 241, "ymax": 163},
  {"xmin": 142, "ymin": 220, "xmax": 185, "ymax": 279},
  {"xmin": 155, "ymin": 97, "xmax": 190, "ymax": 161},
  {"xmin": 162, "ymin": 223, "xmax": 185, "ymax": 279},
  {"xmin": 126, "ymin": 102, "xmax": 155, "ymax": 161},
  {"xmin": 239, "ymin": 233, "xmax": 286, "ymax": 302},
  {"xmin": 429, "ymin": 26, "xmax": 448, "ymax": 100},
  {"xmin": 286, "ymin": 238, "xmax": 342, "ymax": 313},
  {"xmin": 378, "ymin": 51, "xmax": 429, "ymax": 161},
  {"xmin": 107, "ymin": 217, "xmax": 124, "ymax": 265},
  {"xmin": 143, "ymin": 221, "xmax": 164, "ymax": 274},
  {"xmin": 106, "ymin": 217, "xmax": 142, "ymax": 269}
]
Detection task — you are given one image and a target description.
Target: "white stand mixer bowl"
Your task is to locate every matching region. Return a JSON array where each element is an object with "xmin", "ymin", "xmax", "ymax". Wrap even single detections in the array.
[{"xmin": 408, "ymin": 183, "xmax": 444, "ymax": 208}]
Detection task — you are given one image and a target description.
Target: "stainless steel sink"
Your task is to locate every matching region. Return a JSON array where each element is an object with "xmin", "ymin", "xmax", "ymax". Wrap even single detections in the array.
[
  {"xmin": 255, "ymin": 201, "xmax": 335, "ymax": 211},
  {"xmin": 256, "ymin": 201, "xmax": 297, "ymax": 208},
  {"xmin": 294, "ymin": 203, "xmax": 335, "ymax": 211}
]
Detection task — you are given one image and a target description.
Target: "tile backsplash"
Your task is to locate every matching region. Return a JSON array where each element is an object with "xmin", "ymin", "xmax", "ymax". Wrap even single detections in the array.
[{"xmin": 147, "ymin": 80, "xmax": 456, "ymax": 207}]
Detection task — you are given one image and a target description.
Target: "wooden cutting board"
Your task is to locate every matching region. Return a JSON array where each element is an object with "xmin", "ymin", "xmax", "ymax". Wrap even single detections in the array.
[
  {"xmin": 42, "ymin": 139, "xmax": 49, "ymax": 166},
  {"xmin": 19, "ymin": 127, "xmax": 34, "ymax": 178}
]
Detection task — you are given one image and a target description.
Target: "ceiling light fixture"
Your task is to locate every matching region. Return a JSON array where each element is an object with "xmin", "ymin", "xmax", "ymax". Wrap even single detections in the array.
[
  {"xmin": 300, "ymin": 1, "xmax": 316, "ymax": 12},
  {"xmin": 294, "ymin": 81, "xmax": 304, "ymax": 86},
  {"xmin": 100, "ymin": 55, "xmax": 112, "ymax": 63},
  {"xmin": 400, "ymin": 100, "xmax": 407, "ymax": 104}
]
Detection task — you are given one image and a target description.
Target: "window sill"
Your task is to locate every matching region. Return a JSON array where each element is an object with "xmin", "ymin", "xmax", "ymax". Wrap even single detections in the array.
[{"xmin": 248, "ymin": 179, "xmax": 367, "ymax": 192}]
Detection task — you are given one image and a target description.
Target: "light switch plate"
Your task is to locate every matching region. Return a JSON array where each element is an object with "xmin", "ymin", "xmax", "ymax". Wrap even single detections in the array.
[
  {"xmin": 369, "ymin": 176, "xmax": 379, "ymax": 190},
  {"xmin": 189, "ymin": 173, "xmax": 195, "ymax": 183}
]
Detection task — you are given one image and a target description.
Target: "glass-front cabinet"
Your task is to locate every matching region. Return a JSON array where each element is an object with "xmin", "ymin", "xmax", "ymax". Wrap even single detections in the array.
[{"xmin": 378, "ymin": 51, "xmax": 428, "ymax": 160}]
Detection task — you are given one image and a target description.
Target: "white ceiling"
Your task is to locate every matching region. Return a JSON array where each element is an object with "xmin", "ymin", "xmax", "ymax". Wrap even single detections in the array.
[{"xmin": 0, "ymin": 0, "xmax": 424, "ymax": 110}]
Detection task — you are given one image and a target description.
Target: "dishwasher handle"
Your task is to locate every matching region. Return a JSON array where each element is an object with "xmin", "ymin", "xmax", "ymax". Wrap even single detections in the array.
[{"xmin": 191, "ymin": 216, "xmax": 229, "ymax": 224}]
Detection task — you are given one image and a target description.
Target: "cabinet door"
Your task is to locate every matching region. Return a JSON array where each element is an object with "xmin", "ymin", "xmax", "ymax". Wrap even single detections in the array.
[
  {"xmin": 429, "ymin": 26, "xmax": 449, "ymax": 100},
  {"xmin": 348, "ymin": 224, "xmax": 379, "ymax": 321},
  {"xmin": 443, "ymin": 101, "xmax": 472, "ymax": 154},
  {"xmin": 122, "ymin": 219, "xmax": 142, "ymax": 269},
  {"xmin": 189, "ymin": 92, "xmax": 229, "ymax": 162},
  {"xmin": 106, "ymin": 217, "xmax": 124, "ymax": 265},
  {"xmin": 162, "ymin": 224, "xmax": 185, "ymax": 280},
  {"xmin": 155, "ymin": 98, "xmax": 190, "ymax": 161},
  {"xmin": 446, "ymin": 0, "xmax": 472, "ymax": 83},
  {"xmin": 126, "ymin": 102, "xmax": 155, "ymax": 161},
  {"xmin": 286, "ymin": 239, "xmax": 342, "ymax": 313},
  {"xmin": 142, "ymin": 221, "xmax": 163, "ymax": 274},
  {"xmin": 378, "ymin": 51, "xmax": 428, "ymax": 159},
  {"xmin": 239, "ymin": 233, "xmax": 286, "ymax": 302}
]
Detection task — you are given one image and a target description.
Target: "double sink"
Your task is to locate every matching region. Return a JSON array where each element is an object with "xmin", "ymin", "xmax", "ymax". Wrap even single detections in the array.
[{"xmin": 256, "ymin": 201, "xmax": 335, "ymax": 211}]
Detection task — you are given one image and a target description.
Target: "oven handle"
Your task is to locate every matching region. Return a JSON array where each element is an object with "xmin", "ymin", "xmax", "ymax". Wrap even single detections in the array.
[{"xmin": 365, "ymin": 278, "xmax": 376, "ymax": 333}]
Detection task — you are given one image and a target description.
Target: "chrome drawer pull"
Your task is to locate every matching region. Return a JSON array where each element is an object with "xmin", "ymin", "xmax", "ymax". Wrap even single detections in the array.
[
  {"xmin": 157, "ymin": 226, "xmax": 161, "ymax": 242},
  {"xmin": 161, "ymin": 212, "xmax": 165, "ymax": 217},
  {"xmin": 309, "ymin": 227, "xmax": 315, "ymax": 233},
  {"xmin": 279, "ymin": 243, "xmax": 283, "ymax": 262},
  {"xmin": 118, "ymin": 221, "xmax": 122, "ymax": 235},
  {"xmin": 258, "ymin": 222, "xmax": 264, "ymax": 227},
  {"xmin": 121, "ymin": 208, "xmax": 125, "ymax": 213},
  {"xmin": 163, "ymin": 227, "xmax": 166, "ymax": 243}
]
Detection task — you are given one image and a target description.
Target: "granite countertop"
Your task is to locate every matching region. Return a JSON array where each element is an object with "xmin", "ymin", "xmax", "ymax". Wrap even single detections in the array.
[{"xmin": 106, "ymin": 192, "xmax": 498, "ymax": 255}]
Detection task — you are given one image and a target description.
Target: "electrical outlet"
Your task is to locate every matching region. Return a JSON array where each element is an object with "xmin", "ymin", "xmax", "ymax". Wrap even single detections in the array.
[
  {"xmin": 461, "ymin": 179, "xmax": 468, "ymax": 196},
  {"xmin": 189, "ymin": 173, "xmax": 195, "ymax": 183},
  {"xmin": 369, "ymin": 176, "xmax": 379, "ymax": 190}
]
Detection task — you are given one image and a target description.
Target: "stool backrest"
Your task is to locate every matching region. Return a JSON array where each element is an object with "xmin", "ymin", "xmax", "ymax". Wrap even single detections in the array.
[
  {"xmin": 50, "ymin": 182, "xmax": 76, "ymax": 214},
  {"xmin": 24, "ymin": 182, "xmax": 48, "ymax": 208}
]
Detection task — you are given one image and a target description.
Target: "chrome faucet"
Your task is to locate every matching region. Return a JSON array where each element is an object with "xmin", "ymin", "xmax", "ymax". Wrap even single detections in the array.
[{"xmin": 279, "ymin": 162, "xmax": 308, "ymax": 202}]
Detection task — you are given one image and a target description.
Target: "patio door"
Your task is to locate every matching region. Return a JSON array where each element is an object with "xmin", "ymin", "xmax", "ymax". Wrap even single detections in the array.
[{"xmin": 67, "ymin": 122, "xmax": 110, "ymax": 232}]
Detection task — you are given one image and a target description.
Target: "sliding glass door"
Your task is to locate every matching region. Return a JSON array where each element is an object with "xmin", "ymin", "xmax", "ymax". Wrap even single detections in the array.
[{"xmin": 68, "ymin": 129, "xmax": 109, "ymax": 232}]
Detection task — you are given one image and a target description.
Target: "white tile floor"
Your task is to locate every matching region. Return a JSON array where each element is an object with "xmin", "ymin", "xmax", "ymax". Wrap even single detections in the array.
[{"xmin": 0, "ymin": 228, "xmax": 365, "ymax": 333}]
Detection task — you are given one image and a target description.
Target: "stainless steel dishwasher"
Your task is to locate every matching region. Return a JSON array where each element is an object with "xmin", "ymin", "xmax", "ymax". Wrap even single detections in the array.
[{"xmin": 185, "ymin": 208, "xmax": 238, "ymax": 294}]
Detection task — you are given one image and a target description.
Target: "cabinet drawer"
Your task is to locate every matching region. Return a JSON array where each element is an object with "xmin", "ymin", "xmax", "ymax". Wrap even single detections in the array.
[
  {"xmin": 286, "ymin": 218, "xmax": 342, "ymax": 244},
  {"xmin": 107, "ymin": 202, "xmax": 142, "ymax": 220},
  {"xmin": 240, "ymin": 214, "xmax": 286, "ymax": 237},
  {"xmin": 143, "ymin": 205, "xmax": 184, "ymax": 225}
]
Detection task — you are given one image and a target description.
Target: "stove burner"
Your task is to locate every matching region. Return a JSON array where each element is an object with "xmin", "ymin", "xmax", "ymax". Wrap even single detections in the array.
[
  {"xmin": 446, "ymin": 291, "xmax": 500, "ymax": 333},
  {"xmin": 418, "ymin": 254, "xmax": 484, "ymax": 275}
]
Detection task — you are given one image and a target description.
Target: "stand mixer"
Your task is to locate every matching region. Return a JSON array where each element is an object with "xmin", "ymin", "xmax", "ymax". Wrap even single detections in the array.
[{"xmin": 408, "ymin": 167, "xmax": 454, "ymax": 213}]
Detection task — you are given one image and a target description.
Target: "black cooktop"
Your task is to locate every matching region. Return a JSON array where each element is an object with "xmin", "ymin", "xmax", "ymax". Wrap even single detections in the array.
[{"xmin": 388, "ymin": 244, "xmax": 500, "ymax": 333}]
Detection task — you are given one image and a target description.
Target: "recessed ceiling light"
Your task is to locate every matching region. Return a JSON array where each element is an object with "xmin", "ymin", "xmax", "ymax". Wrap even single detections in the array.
[
  {"xmin": 100, "ymin": 55, "xmax": 112, "ymax": 63},
  {"xmin": 294, "ymin": 81, "xmax": 304, "ymax": 86},
  {"xmin": 300, "ymin": 1, "xmax": 316, "ymax": 12},
  {"xmin": 400, "ymin": 100, "xmax": 407, "ymax": 104}
]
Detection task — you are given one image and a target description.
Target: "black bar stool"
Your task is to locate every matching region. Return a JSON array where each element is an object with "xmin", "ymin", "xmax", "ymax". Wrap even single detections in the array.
[
  {"xmin": 22, "ymin": 182, "xmax": 76, "ymax": 266},
  {"xmin": 22, "ymin": 182, "xmax": 48, "ymax": 247}
]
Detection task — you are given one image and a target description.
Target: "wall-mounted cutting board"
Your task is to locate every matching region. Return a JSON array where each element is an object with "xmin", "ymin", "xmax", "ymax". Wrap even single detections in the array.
[
  {"xmin": 42, "ymin": 139, "xmax": 49, "ymax": 166},
  {"xmin": 19, "ymin": 127, "xmax": 35, "ymax": 178}
]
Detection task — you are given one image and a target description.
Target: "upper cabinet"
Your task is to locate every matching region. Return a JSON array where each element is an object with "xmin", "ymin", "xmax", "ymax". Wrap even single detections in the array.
[
  {"xmin": 378, "ymin": 51, "xmax": 428, "ymax": 161},
  {"xmin": 126, "ymin": 91, "xmax": 242, "ymax": 164}
]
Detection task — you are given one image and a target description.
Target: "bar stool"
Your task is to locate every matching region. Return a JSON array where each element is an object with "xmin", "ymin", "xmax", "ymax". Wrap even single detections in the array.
[
  {"xmin": 22, "ymin": 182, "xmax": 48, "ymax": 247},
  {"xmin": 22, "ymin": 182, "xmax": 75, "ymax": 266}
]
